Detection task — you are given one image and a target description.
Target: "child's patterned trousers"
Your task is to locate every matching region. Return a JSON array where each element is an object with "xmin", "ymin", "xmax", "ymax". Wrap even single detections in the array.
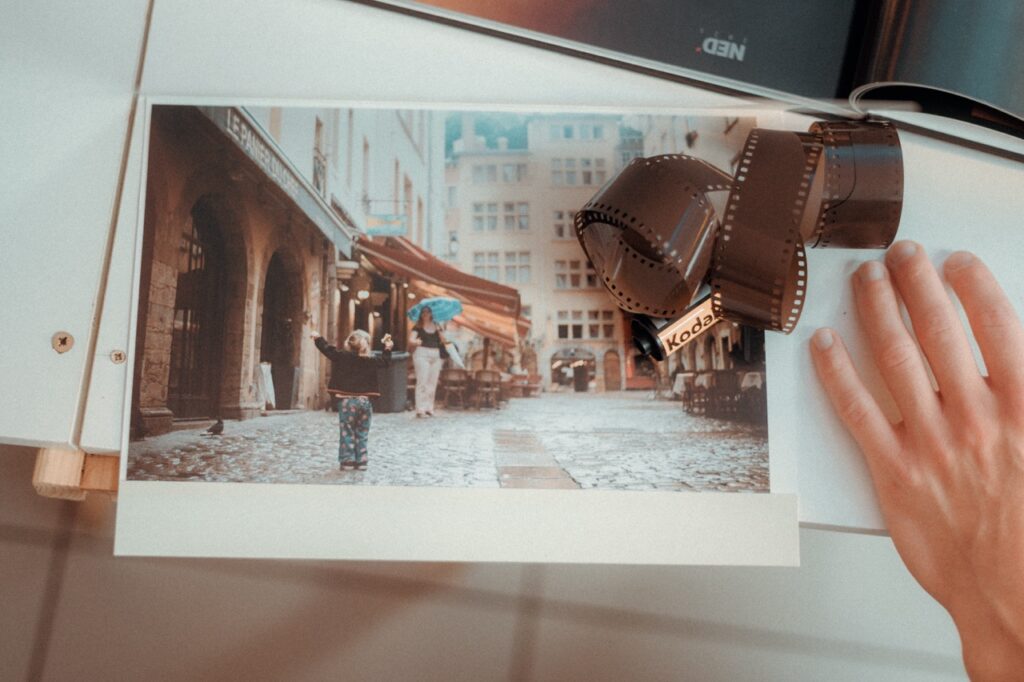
[{"xmin": 336, "ymin": 396, "xmax": 372, "ymax": 465}]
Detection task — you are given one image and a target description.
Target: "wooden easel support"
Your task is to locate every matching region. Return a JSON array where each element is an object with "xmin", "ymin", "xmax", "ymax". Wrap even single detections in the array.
[{"xmin": 33, "ymin": 448, "xmax": 119, "ymax": 500}]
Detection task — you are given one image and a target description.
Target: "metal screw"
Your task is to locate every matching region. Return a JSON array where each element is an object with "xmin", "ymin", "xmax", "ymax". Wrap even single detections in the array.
[
  {"xmin": 51, "ymin": 332, "xmax": 74, "ymax": 354},
  {"xmin": 110, "ymin": 350, "xmax": 127, "ymax": 364}
]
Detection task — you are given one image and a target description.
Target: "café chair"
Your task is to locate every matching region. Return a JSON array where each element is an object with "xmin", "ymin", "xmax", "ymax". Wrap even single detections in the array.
[
  {"xmin": 472, "ymin": 369, "xmax": 502, "ymax": 410},
  {"xmin": 440, "ymin": 367, "xmax": 469, "ymax": 409}
]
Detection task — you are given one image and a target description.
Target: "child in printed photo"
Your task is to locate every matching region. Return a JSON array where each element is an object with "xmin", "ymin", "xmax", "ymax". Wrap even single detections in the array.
[{"xmin": 311, "ymin": 329, "xmax": 393, "ymax": 470}]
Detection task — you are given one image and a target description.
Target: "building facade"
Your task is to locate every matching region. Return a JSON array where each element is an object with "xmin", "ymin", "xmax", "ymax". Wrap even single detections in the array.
[
  {"xmin": 131, "ymin": 105, "xmax": 446, "ymax": 437},
  {"xmin": 444, "ymin": 112, "xmax": 763, "ymax": 390},
  {"xmin": 247, "ymin": 107, "xmax": 446, "ymax": 254},
  {"xmin": 447, "ymin": 113, "xmax": 631, "ymax": 390},
  {"xmin": 245, "ymin": 107, "xmax": 446, "ymax": 351}
]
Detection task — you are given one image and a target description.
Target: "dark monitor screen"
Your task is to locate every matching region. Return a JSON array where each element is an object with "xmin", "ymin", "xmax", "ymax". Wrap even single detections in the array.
[{"xmin": 387, "ymin": 0, "xmax": 864, "ymax": 98}]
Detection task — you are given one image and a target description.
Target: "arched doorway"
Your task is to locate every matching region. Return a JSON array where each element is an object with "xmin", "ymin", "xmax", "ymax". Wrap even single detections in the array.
[
  {"xmin": 260, "ymin": 251, "xmax": 303, "ymax": 409},
  {"xmin": 168, "ymin": 202, "xmax": 227, "ymax": 418},
  {"xmin": 550, "ymin": 348, "xmax": 596, "ymax": 392},
  {"xmin": 603, "ymin": 350, "xmax": 622, "ymax": 391}
]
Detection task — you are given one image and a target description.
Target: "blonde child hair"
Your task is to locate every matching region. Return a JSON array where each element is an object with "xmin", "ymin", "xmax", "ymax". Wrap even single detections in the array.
[{"xmin": 345, "ymin": 329, "xmax": 372, "ymax": 356}]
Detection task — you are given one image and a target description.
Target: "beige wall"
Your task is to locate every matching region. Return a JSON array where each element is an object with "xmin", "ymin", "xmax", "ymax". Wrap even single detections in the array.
[{"xmin": 448, "ymin": 114, "xmax": 629, "ymax": 388}]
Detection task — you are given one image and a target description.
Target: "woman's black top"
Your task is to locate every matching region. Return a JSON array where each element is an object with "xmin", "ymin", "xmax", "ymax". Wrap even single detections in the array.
[
  {"xmin": 413, "ymin": 325, "xmax": 442, "ymax": 349},
  {"xmin": 314, "ymin": 337, "xmax": 391, "ymax": 397}
]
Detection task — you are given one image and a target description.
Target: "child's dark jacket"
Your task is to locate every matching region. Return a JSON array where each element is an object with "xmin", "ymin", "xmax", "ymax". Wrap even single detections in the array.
[{"xmin": 314, "ymin": 337, "xmax": 392, "ymax": 397}]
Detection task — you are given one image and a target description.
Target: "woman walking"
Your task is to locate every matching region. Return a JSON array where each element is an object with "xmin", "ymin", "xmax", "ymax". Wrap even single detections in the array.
[
  {"xmin": 409, "ymin": 306, "xmax": 447, "ymax": 417},
  {"xmin": 311, "ymin": 329, "xmax": 393, "ymax": 470}
]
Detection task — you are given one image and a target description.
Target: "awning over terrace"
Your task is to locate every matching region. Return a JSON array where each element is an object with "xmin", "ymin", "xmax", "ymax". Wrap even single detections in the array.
[{"xmin": 355, "ymin": 236, "xmax": 530, "ymax": 348}]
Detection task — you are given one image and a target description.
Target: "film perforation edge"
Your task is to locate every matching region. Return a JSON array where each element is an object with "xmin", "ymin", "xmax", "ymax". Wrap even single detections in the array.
[{"xmin": 574, "ymin": 120, "xmax": 903, "ymax": 353}]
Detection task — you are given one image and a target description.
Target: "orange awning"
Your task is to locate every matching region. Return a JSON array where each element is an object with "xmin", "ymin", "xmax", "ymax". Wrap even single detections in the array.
[
  {"xmin": 356, "ymin": 236, "xmax": 530, "ymax": 348},
  {"xmin": 411, "ymin": 280, "xmax": 529, "ymax": 348}
]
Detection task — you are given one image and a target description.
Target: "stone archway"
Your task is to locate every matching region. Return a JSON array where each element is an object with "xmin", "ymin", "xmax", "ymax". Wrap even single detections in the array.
[
  {"xmin": 258, "ymin": 247, "xmax": 304, "ymax": 410},
  {"xmin": 550, "ymin": 348, "xmax": 596, "ymax": 392},
  {"xmin": 191, "ymin": 194, "xmax": 252, "ymax": 420},
  {"xmin": 166, "ymin": 200, "xmax": 227, "ymax": 418},
  {"xmin": 133, "ymin": 109, "xmax": 259, "ymax": 436},
  {"xmin": 157, "ymin": 193, "xmax": 250, "ymax": 422}
]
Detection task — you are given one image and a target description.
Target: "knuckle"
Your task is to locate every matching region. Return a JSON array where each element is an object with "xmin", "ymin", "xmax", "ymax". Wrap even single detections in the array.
[
  {"xmin": 874, "ymin": 448, "xmax": 916, "ymax": 489},
  {"xmin": 836, "ymin": 393, "xmax": 872, "ymax": 429},
  {"xmin": 902, "ymin": 463, "xmax": 930, "ymax": 490},
  {"xmin": 953, "ymin": 411, "xmax": 993, "ymax": 451},
  {"xmin": 876, "ymin": 341, "xmax": 920, "ymax": 373},
  {"xmin": 947, "ymin": 257, "xmax": 986, "ymax": 285},
  {"xmin": 1006, "ymin": 390, "xmax": 1024, "ymax": 421},
  {"xmin": 914, "ymin": 308, "xmax": 957, "ymax": 339},
  {"xmin": 971, "ymin": 300, "xmax": 1016, "ymax": 333},
  {"xmin": 820, "ymin": 347, "xmax": 845, "ymax": 376},
  {"xmin": 856, "ymin": 288, "xmax": 892, "ymax": 323},
  {"xmin": 816, "ymin": 345, "xmax": 848, "ymax": 383},
  {"xmin": 896, "ymin": 256, "xmax": 931, "ymax": 284}
]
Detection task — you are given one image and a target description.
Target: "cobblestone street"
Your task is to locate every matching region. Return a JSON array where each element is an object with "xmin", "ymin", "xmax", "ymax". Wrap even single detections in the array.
[{"xmin": 127, "ymin": 392, "xmax": 769, "ymax": 492}]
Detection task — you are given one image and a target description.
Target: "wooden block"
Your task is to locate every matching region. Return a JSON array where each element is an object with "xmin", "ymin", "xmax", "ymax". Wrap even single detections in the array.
[
  {"xmin": 81, "ymin": 454, "xmax": 119, "ymax": 494},
  {"xmin": 32, "ymin": 448, "xmax": 86, "ymax": 501}
]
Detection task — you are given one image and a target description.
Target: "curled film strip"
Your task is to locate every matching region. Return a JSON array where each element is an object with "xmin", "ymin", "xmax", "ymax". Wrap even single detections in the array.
[
  {"xmin": 575, "ymin": 120, "xmax": 903, "ymax": 360},
  {"xmin": 575, "ymin": 154, "xmax": 732, "ymax": 318}
]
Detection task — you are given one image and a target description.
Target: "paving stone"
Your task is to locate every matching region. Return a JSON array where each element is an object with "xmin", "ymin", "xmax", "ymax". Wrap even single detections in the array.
[
  {"xmin": 498, "ymin": 466, "xmax": 573, "ymax": 480},
  {"xmin": 500, "ymin": 478, "xmax": 581, "ymax": 489},
  {"xmin": 127, "ymin": 392, "xmax": 768, "ymax": 492}
]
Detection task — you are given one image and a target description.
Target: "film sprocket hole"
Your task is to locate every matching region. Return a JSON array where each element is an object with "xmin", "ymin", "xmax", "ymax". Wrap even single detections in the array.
[{"xmin": 575, "ymin": 120, "xmax": 903, "ymax": 361}]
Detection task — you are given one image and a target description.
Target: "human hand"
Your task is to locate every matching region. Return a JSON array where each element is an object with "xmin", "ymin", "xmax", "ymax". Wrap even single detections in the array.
[
  {"xmin": 310, "ymin": 331, "xmax": 321, "ymax": 340},
  {"xmin": 382, "ymin": 333, "xmax": 394, "ymax": 351},
  {"xmin": 810, "ymin": 241, "xmax": 1024, "ymax": 680}
]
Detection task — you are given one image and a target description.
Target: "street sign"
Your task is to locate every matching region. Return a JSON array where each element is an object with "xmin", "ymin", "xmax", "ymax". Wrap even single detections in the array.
[{"xmin": 366, "ymin": 214, "xmax": 407, "ymax": 236}]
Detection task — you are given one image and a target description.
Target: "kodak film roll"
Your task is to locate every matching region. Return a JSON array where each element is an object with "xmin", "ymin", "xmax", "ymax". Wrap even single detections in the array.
[{"xmin": 575, "ymin": 119, "xmax": 903, "ymax": 354}]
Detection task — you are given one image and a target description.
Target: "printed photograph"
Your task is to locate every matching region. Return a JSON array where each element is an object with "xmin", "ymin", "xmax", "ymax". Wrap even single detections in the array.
[{"xmin": 126, "ymin": 103, "xmax": 769, "ymax": 492}]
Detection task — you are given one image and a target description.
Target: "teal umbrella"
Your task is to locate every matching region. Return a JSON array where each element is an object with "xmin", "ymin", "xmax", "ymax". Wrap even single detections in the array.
[{"xmin": 407, "ymin": 297, "xmax": 463, "ymax": 323}]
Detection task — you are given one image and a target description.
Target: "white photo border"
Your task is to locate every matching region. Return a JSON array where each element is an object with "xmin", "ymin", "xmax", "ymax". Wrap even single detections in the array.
[{"xmin": 115, "ymin": 96, "xmax": 798, "ymax": 565}]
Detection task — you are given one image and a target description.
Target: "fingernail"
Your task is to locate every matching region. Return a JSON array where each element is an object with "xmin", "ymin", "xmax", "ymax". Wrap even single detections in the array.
[
  {"xmin": 887, "ymin": 240, "xmax": 918, "ymax": 264},
  {"xmin": 858, "ymin": 261, "xmax": 885, "ymax": 282},
  {"xmin": 944, "ymin": 251, "xmax": 975, "ymax": 272},
  {"xmin": 812, "ymin": 328, "xmax": 834, "ymax": 350}
]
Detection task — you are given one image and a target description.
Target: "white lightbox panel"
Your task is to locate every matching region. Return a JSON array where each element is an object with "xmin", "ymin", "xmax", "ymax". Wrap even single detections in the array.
[
  {"xmin": 0, "ymin": 0, "xmax": 150, "ymax": 448},
  {"xmin": 78, "ymin": 103, "xmax": 150, "ymax": 454},
  {"xmin": 5, "ymin": 0, "xmax": 1020, "ymax": 536},
  {"xmin": 769, "ymin": 114, "xmax": 1024, "ymax": 532}
]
